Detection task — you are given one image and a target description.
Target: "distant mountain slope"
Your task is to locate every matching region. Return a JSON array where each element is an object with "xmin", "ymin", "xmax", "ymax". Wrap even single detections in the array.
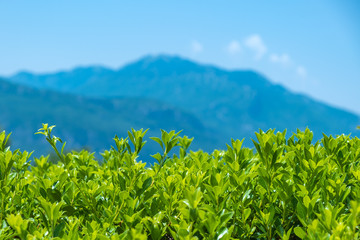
[
  {"xmin": 0, "ymin": 78, "xmax": 219, "ymax": 160},
  {"xmin": 8, "ymin": 55, "xmax": 360, "ymax": 143}
]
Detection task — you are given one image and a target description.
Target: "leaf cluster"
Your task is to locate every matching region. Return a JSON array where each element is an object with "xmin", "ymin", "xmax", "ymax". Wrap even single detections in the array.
[{"xmin": 1, "ymin": 126, "xmax": 360, "ymax": 239}]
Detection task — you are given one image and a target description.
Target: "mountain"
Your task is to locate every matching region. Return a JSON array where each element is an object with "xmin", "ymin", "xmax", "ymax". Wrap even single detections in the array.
[
  {"xmin": 7, "ymin": 55, "xmax": 360, "ymax": 144},
  {"xmin": 0, "ymin": 78, "xmax": 219, "ymax": 161}
]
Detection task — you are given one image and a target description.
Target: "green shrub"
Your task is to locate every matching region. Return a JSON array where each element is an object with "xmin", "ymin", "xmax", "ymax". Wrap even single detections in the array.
[{"xmin": 0, "ymin": 125, "xmax": 360, "ymax": 239}]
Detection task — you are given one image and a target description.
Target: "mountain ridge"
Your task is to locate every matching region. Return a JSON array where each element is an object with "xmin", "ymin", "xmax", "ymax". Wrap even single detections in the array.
[
  {"xmin": 9, "ymin": 54, "xmax": 350, "ymax": 116},
  {"xmin": 0, "ymin": 77, "xmax": 219, "ymax": 160},
  {"xmin": 2, "ymin": 55, "xmax": 359, "ymax": 160}
]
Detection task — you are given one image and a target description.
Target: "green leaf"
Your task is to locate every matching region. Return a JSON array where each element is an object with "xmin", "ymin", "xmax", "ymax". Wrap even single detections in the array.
[
  {"xmin": 151, "ymin": 152, "xmax": 162, "ymax": 164},
  {"xmin": 217, "ymin": 227, "xmax": 230, "ymax": 240},
  {"xmin": 296, "ymin": 202, "xmax": 307, "ymax": 225},
  {"xmin": 243, "ymin": 208, "xmax": 251, "ymax": 222},
  {"xmin": 142, "ymin": 177, "xmax": 152, "ymax": 192},
  {"xmin": 62, "ymin": 205, "xmax": 76, "ymax": 216},
  {"xmin": 303, "ymin": 195, "xmax": 311, "ymax": 209},
  {"xmin": 220, "ymin": 211, "xmax": 234, "ymax": 225},
  {"xmin": 53, "ymin": 221, "xmax": 66, "ymax": 237},
  {"xmin": 47, "ymin": 188, "xmax": 62, "ymax": 202},
  {"xmin": 150, "ymin": 137, "xmax": 164, "ymax": 150},
  {"xmin": 294, "ymin": 227, "xmax": 306, "ymax": 239}
]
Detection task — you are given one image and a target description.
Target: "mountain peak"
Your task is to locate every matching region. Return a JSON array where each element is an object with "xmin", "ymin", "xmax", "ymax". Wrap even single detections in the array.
[
  {"xmin": 2, "ymin": 55, "xmax": 359, "ymax": 156},
  {"xmin": 121, "ymin": 54, "xmax": 220, "ymax": 76},
  {"xmin": 139, "ymin": 54, "xmax": 183, "ymax": 63},
  {"xmin": 12, "ymin": 70, "xmax": 34, "ymax": 78}
]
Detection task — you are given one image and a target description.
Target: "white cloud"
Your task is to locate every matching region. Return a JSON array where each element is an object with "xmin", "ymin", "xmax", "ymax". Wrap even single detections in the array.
[
  {"xmin": 191, "ymin": 40, "xmax": 203, "ymax": 53},
  {"xmin": 244, "ymin": 34, "xmax": 267, "ymax": 60},
  {"xmin": 270, "ymin": 53, "xmax": 308, "ymax": 79},
  {"xmin": 226, "ymin": 40, "xmax": 241, "ymax": 55},
  {"xmin": 269, "ymin": 53, "xmax": 291, "ymax": 66},
  {"xmin": 223, "ymin": 34, "xmax": 308, "ymax": 80},
  {"xmin": 297, "ymin": 66, "xmax": 307, "ymax": 78}
]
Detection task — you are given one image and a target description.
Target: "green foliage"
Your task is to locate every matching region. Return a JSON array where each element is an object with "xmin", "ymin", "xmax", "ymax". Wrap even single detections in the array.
[
  {"xmin": 35, "ymin": 124, "xmax": 66, "ymax": 163},
  {"xmin": 1, "ymin": 125, "xmax": 360, "ymax": 239},
  {"xmin": 0, "ymin": 130, "xmax": 11, "ymax": 151},
  {"xmin": 150, "ymin": 129, "xmax": 182, "ymax": 174}
]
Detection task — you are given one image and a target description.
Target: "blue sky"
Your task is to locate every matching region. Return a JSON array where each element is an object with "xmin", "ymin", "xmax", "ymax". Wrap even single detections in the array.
[{"xmin": 1, "ymin": 1, "xmax": 359, "ymax": 114}]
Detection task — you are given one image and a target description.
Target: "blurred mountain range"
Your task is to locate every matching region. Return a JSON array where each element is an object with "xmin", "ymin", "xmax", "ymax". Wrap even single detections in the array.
[{"xmin": 1, "ymin": 55, "xmax": 359, "ymax": 161}]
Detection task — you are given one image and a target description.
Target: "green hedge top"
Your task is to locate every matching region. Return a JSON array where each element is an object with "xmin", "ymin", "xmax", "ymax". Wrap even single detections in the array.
[{"xmin": 0, "ymin": 125, "xmax": 360, "ymax": 239}]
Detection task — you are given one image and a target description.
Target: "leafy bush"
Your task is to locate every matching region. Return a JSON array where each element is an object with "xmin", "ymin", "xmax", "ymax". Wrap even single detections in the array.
[{"xmin": 0, "ymin": 125, "xmax": 360, "ymax": 239}]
